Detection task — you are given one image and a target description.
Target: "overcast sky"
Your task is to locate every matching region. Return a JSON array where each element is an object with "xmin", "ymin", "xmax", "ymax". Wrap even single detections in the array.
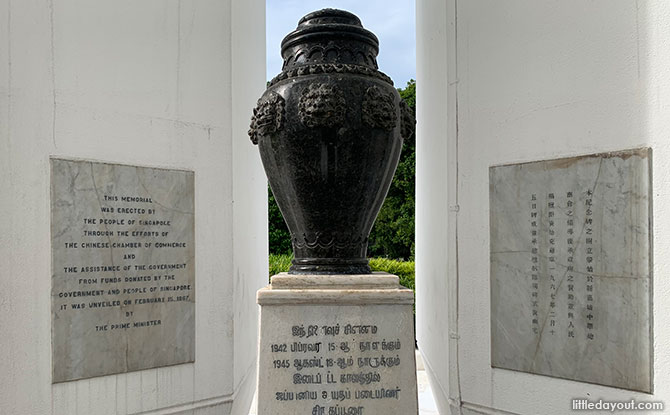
[{"xmin": 266, "ymin": 0, "xmax": 416, "ymax": 88}]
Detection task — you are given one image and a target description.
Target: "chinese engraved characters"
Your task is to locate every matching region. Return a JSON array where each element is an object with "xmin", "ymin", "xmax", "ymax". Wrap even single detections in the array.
[
  {"xmin": 530, "ymin": 194, "xmax": 539, "ymax": 335},
  {"xmin": 529, "ymin": 191, "xmax": 594, "ymax": 340},
  {"xmin": 490, "ymin": 149, "xmax": 652, "ymax": 392},
  {"xmin": 566, "ymin": 191, "xmax": 576, "ymax": 339}
]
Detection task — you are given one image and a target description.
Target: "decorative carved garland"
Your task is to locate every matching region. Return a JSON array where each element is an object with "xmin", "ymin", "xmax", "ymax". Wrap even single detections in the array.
[
  {"xmin": 283, "ymin": 44, "xmax": 378, "ymax": 70},
  {"xmin": 269, "ymin": 63, "xmax": 394, "ymax": 88},
  {"xmin": 293, "ymin": 232, "xmax": 369, "ymax": 250}
]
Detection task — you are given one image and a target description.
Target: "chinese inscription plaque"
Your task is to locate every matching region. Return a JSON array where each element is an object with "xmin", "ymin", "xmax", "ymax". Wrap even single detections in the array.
[{"xmin": 490, "ymin": 148, "xmax": 652, "ymax": 392}]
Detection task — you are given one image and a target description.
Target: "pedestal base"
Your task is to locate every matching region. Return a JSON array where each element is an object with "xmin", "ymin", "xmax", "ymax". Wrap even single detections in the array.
[{"xmin": 256, "ymin": 273, "xmax": 418, "ymax": 415}]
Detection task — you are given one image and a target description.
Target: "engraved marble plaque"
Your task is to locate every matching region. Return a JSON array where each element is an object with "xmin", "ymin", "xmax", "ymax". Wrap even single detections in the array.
[
  {"xmin": 490, "ymin": 148, "xmax": 652, "ymax": 392},
  {"xmin": 258, "ymin": 304, "xmax": 417, "ymax": 415},
  {"xmin": 51, "ymin": 158, "xmax": 195, "ymax": 382},
  {"xmin": 257, "ymin": 274, "xmax": 418, "ymax": 415}
]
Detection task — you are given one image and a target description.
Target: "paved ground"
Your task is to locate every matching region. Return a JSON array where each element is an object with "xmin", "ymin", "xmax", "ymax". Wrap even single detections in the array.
[
  {"xmin": 416, "ymin": 350, "xmax": 440, "ymax": 414},
  {"xmin": 249, "ymin": 350, "xmax": 439, "ymax": 414}
]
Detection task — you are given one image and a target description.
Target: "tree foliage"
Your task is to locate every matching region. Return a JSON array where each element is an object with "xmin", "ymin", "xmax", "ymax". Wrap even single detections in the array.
[
  {"xmin": 367, "ymin": 80, "xmax": 416, "ymax": 260},
  {"xmin": 268, "ymin": 188, "xmax": 292, "ymax": 255},
  {"xmin": 267, "ymin": 80, "xmax": 416, "ymax": 260}
]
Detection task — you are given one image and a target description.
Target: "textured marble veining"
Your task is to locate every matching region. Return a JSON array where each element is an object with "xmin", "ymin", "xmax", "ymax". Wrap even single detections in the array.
[
  {"xmin": 489, "ymin": 148, "xmax": 652, "ymax": 392},
  {"xmin": 51, "ymin": 158, "xmax": 195, "ymax": 382}
]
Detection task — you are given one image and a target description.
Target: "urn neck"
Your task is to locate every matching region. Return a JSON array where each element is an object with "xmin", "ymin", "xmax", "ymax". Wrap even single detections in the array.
[{"xmin": 280, "ymin": 9, "xmax": 380, "ymax": 71}]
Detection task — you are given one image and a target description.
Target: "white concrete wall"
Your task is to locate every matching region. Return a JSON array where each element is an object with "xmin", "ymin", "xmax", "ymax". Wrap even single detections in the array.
[
  {"xmin": 415, "ymin": 0, "xmax": 455, "ymax": 414},
  {"xmin": 0, "ymin": 0, "xmax": 267, "ymax": 414},
  {"xmin": 417, "ymin": 0, "xmax": 670, "ymax": 414}
]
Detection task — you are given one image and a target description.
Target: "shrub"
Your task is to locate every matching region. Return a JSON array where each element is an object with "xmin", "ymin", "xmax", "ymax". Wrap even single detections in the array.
[
  {"xmin": 267, "ymin": 254, "xmax": 415, "ymax": 291},
  {"xmin": 268, "ymin": 190, "xmax": 292, "ymax": 255},
  {"xmin": 269, "ymin": 253, "xmax": 293, "ymax": 276},
  {"xmin": 369, "ymin": 257, "xmax": 415, "ymax": 291}
]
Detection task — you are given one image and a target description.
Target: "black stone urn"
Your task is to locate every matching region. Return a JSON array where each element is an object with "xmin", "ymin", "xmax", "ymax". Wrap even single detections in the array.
[{"xmin": 249, "ymin": 9, "xmax": 414, "ymax": 274}]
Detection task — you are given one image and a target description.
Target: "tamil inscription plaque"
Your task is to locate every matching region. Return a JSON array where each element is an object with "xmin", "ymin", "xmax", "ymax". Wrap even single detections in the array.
[
  {"xmin": 490, "ymin": 148, "xmax": 652, "ymax": 392},
  {"xmin": 51, "ymin": 158, "xmax": 195, "ymax": 382},
  {"xmin": 258, "ymin": 302, "xmax": 418, "ymax": 414}
]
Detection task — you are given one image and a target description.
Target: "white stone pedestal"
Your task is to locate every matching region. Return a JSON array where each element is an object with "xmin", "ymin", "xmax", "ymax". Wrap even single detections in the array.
[{"xmin": 256, "ymin": 273, "xmax": 418, "ymax": 415}]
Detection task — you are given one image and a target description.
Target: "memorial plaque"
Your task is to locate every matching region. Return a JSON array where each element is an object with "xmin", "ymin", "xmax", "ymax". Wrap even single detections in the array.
[
  {"xmin": 51, "ymin": 158, "xmax": 195, "ymax": 382},
  {"xmin": 490, "ymin": 148, "xmax": 652, "ymax": 392},
  {"xmin": 257, "ymin": 275, "xmax": 418, "ymax": 415}
]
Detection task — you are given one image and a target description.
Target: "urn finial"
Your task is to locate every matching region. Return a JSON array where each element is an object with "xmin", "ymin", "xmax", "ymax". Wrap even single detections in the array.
[{"xmin": 280, "ymin": 8, "xmax": 380, "ymax": 71}]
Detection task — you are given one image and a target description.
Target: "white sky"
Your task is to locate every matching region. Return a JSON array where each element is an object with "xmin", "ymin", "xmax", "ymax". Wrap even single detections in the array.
[{"xmin": 266, "ymin": 0, "xmax": 416, "ymax": 88}]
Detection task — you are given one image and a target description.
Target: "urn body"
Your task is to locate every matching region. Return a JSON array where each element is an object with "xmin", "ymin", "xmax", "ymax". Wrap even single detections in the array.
[{"xmin": 249, "ymin": 10, "xmax": 412, "ymax": 274}]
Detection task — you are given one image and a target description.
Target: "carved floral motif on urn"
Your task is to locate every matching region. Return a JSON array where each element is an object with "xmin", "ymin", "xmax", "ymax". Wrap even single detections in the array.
[{"xmin": 249, "ymin": 9, "xmax": 414, "ymax": 274}]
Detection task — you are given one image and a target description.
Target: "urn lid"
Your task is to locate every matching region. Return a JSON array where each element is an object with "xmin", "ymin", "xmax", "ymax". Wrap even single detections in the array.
[{"xmin": 280, "ymin": 9, "xmax": 380, "ymax": 70}]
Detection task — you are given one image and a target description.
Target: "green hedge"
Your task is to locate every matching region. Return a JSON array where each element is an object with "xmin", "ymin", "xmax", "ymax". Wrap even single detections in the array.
[
  {"xmin": 269, "ymin": 253, "xmax": 293, "ymax": 277},
  {"xmin": 268, "ymin": 254, "xmax": 415, "ymax": 291},
  {"xmin": 368, "ymin": 257, "xmax": 415, "ymax": 291}
]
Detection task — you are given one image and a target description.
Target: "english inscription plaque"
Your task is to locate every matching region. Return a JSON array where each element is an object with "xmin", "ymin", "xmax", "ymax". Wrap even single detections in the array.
[
  {"xmin": 51, "ymin": 158, "xmax": 195, "ymax": 382},
  {"xmin": 490, "ymin": 148, "xmax": 652, "ymax": 392}
]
